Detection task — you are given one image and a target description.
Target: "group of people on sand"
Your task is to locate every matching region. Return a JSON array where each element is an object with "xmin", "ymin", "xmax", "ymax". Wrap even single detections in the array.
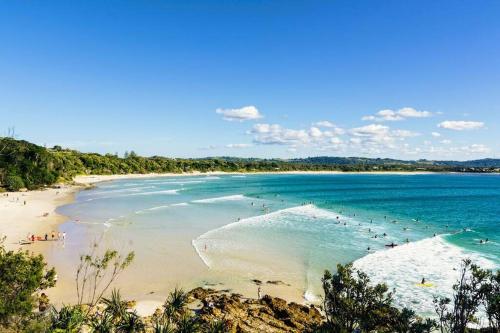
[
  {"xmin": 2, "ymin": 193, "xmax": 27, "ymax": 205},
  {"xmin": 26, "ymin": 230, "xmax": 66, "ymax": 243}
]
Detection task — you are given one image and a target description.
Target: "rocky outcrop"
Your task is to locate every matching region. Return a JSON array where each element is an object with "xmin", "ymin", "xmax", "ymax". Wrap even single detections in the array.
[{"xmin": 188, "ymin": 288, "xmax": 324, "ymax": 333}]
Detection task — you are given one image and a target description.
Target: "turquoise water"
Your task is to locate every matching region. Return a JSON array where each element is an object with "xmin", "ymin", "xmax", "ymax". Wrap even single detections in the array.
[{"xmin": 56, "ymin": 174, "xmax": 499, "ymax": 317}]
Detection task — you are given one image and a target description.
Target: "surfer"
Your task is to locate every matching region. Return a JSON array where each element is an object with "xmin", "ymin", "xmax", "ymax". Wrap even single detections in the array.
[
  {"xmin": 421, "ymin": 278, "xmax": 426, "ymax": 284},
  {"xmin": 367, "ymin": 246, "xmax": 371, "ymax": 251}
]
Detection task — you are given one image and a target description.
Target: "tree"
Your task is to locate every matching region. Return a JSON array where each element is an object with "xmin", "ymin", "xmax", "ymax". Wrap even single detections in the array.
[
  {"xmin": 484, "ymin": 270, "xmax": 500, "ymax": 331},
  {"xmin": 5, "ymin": 174, "xmax": 25, "ymax": 191},
  {"xmin": 0, "ymin": 237, "xmax": 56, "ymax": 329},
  {"xmin": 75, "ymin": 241, "xmax": 135, "ymax": 317},
  {"xmin": 434, "ymin": 259, "xmax": 491, "ymax": 333},
  {"xmin": 321, "ymin": 263, "xmax": 396, "ymax": 332}
]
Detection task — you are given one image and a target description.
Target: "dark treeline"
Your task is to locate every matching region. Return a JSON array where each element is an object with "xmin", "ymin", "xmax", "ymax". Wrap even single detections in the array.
[{"xmin": 1, "ymin": 138, "xmax": 499, "ymax": 191}]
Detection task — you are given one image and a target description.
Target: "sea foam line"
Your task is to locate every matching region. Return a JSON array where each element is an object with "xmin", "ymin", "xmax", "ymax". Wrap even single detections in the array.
[{"xmin": 192, "ymin": 194, "xmax": 246, "ymax": 204}]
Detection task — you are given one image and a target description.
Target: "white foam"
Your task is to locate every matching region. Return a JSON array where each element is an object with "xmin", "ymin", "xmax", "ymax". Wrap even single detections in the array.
[
  {"xmin": 171, "ymin": 202, "xmax": 189, "ymax": 207},
  {"xmin": 303, "ymin": 289, "xmax": 320, "ymax": 303},
  {"xmin": 192, "ymin": 194, "xmax": 246, "ymax": 204},
  {"xmin": 205, "ymin": 204, "xmax": 341, "ymax": 233},
  {"xmin": 92, "ymin": 186, "xmax": 155, "ymax": 195},
  {"xmin": 232, "ymin": 175, "xmax": 246, "ymax": 178},
  {"xmin": 353, "ymin": 236, "xmax": 497, "ymax": 319},
  {"xmin": 126, "ymin": 189, "xmax": 180, "ymax": 196},
  {"xmin": 192, "ymin": 204, "xmax": 344, "ymax": 268},
  {"xmin": 192, "ymin": 239, "xmax": 212, "ymax": 268},
  {"xmin": 146, "ymin": 180, "xmax": 205, "ymax": 185}
]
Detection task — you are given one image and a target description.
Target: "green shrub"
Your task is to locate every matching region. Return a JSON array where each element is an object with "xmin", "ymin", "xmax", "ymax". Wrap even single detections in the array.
[
  {"xmin": 0, "ymin": 239, "xmax": 56, "ymax": 329},
  {"xmin": 5, "ymin": 174, "xmax": 25, "ymax": 191}
]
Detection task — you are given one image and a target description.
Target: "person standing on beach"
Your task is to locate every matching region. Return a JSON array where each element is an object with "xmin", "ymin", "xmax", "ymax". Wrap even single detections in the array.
[
  {"xmin": 257, "ymin": 287, "xmax": 261, "ymax": 299},
  {"xmin": 62, "ymin": 232, "xmax": 66, "ymax": 241}
]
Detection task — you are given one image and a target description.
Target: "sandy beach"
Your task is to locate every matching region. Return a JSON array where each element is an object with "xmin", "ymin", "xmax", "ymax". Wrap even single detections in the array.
[
  {"xmin": 74, "ymin": 170, "xmax": 438, "ymax": 185},
  {"xmin": 0, "ymin": 185, "xmax": 79, "ymax": 251}
]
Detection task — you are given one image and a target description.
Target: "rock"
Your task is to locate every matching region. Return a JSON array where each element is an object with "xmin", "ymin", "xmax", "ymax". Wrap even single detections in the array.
[{"xmin": 187, "ymin": 289, "xmax": 324, "ymax": 333}]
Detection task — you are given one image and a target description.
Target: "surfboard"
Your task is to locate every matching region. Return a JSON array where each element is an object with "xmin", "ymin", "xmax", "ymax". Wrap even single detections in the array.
[{"xmin": 415, "ymin": 283, "xmax": 434, "ymax": 287}]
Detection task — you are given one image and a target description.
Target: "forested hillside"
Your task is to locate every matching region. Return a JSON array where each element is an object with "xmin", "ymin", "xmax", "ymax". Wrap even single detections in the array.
[{"xmin": 0, "ymin": 137, "xmax": 498, "ymax": 191}]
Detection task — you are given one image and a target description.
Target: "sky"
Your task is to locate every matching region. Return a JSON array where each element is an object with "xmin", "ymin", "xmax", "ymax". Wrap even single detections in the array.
[{"xmin": 1, "ymin": 0, "xmax": 499, "ymax": 160}]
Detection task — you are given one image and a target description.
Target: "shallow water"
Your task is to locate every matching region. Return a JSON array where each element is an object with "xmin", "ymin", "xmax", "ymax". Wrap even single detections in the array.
[{"xmin": 51, "ymin": 174, "xmax": 499, "ymax": 316}]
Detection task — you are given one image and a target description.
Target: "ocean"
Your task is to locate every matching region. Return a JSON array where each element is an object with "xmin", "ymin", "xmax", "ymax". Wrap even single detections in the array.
[{"xmin": 54, "ymin": 173, "xmax": 499, "ymax": 319}]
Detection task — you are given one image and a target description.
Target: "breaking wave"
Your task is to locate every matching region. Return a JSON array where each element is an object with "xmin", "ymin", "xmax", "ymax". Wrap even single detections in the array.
[
  {"xmin": 192, "ymin": 194, "xmax": 247, "ymax": 204},
  {"xmin": 352, "ymin": 236, "xmax": 497, "ymax": 318}
]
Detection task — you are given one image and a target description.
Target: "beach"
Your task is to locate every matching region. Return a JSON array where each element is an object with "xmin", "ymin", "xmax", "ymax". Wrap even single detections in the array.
[{"xmin": 0, "ymin": 185, "xmax": 78, "ymax": 251}]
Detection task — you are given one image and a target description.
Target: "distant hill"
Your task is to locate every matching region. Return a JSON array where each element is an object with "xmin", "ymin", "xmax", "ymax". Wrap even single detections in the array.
[{"xmin": 289, "ymin": 156, "xmax": 500, "ymax": 168}]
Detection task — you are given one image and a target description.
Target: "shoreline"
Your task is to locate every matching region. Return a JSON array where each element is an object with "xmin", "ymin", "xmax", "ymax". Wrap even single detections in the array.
[{"xmin": 74, "ymin": 170, "xmax": 442, "ymax": 185}]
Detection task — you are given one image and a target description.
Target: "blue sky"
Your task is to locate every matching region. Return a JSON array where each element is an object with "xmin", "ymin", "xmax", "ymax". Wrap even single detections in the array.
[{"xmin": 1, "ymin": 0, "xmax": 499, "ymax": 160}]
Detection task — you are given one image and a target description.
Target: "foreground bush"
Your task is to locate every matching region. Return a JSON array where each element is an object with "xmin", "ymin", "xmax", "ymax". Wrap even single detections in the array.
[
  {"xmin": 0, "ymin": 238, "xmax": 56, "ymax": 330},
  {"xmin": 321, "ymin": 263, "xmax": 435, "ymax": 333}
]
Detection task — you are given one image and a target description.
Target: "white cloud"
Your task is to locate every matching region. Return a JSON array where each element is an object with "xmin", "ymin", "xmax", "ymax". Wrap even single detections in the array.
[
  {"xmin": 397, "ymin": 107, "xmax": 432, "ymax": 118},
  {"xmin": 440, "ymin": 139, "xmax": 452, "ymax": 145},
  {"xmin": 199, "ymin": 145, "xmax": 217, "ymax": 150},
  {"xmin": 362, "ymin": 107, "xmax": 432, "ymax": 122},
  {"xmin": 350, "ymin": 124, "xmax": 390, "ymax": 136},
  {"xmin": 309, "ymin": 127, "xmax": 323, "ymax": 138},
  {"xmin": 391, "ymin": 129, "xmax": 420, "ymax": 138},
  {"xmin": 250, "ymin": 123, "xmax": 310, "ymax": 145},
  {"xmin": 431, "ymin": 132, "xmax": 441, "ymax": 137},
  {"xmin": 438, "ymin": 120, "xmax": 484, "ymax": 131},
  {"xmin": 225, "ymin": 143, "xmax": 252, "ymax": 148},
  {"xmin": 216, "ymin": 105, "xmax": 262, "ymax": 121},
  {"xmin": 313, "ymin": 120, "xmax": 335, "ymax": 128},
  {"xmin": 461, "ymin": 144, "xmax": 490, "ymax": 153}
]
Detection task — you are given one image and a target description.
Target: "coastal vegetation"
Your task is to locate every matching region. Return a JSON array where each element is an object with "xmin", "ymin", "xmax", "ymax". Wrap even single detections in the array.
[
  {"xmin": 1, "ymin": 137, "xmax": 499, "ymax": 192},
  {"xmin": 0, "ymin": 237, "xmax": 498, "ymax": 333}
]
